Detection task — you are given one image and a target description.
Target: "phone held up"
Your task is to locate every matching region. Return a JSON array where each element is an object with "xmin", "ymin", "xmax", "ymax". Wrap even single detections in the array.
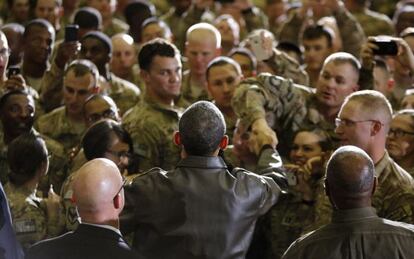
[
  {"xmin": 7, "ymin": 66, "xmax": 20, "ymax": 78},
  {"xmin": 372, "ymin": 37, "xmax": 398, "ymax": 56},
  {"xmin": 65, "ymin": 24, "xmax": 79, "ymax": 43}
]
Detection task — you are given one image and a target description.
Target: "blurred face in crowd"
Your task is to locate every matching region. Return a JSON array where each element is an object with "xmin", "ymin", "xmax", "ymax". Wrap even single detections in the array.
[
  {"xmin": 2, "ymin": 27, "xmax": 23, "ymax": 67},
  {"xmin": 84, "ymin": 97, "xmax": 120, "ymax": 126},
  {"xmin": 214, "ymin": 18, "xmax": 239, "ymax": 51},
  {"xmin": 290, "ymin": 131, "xmax": 324, "ymax": 166},
  {"xmin": 232, "ymin": 120, "xmax": 255, "ymax": 161},
  {"xmin": 24, "ymin": 25, "xmax": 54, "ymax": 65},
  {"xmin": 34, "ymin": 0, "xmax": 61, "ymax": 27},
  {"xmin": 185, "ymin": 31, "xmax": 220, "ymax": 77},
  {"xmin": 104, "ymin": 132, "xmax": 130, "ymax": 174},
  {"xmin": 386, "ymin": 113, "xmax": 414, "ymax": 162},
  {"xmin": 207, "ymin": 63, "xmax": 242, "ymax": 110},
  {"xmin": 373, "ymin": 65, "xmax": 393, "ymax": 96},
  {"xmin": 87, "ymin": 0, "xmax": 116, "ymax": 19},
  {"xmin": 0, "ymin": 33, "xmax": 10, "ymax": 78},
  {"xmin": 11, "ymin": 0, "xmax": 30, "ymax": 23},
  {"xmin": 111, "ymin": 34, "xmax": 136, "ymax": 78},
  {"xmin": 63, "ymin": 70, "xmax": 96, "ymax": 117},
  {"xmin": 303, "ymin": 36, "xmax": 332, "ymax": 71},
  {"xmin": 315, "ymin": 61, "xmax": 359, "ymax": 110},
  {"xmin": 142, "ymin": 55, "xmax": 182, "ymax": 104},
  {"xmin": 80, "ymin": 37, "xmax": 111, "ymax": 74},
  {"xmin": 230, "ymin": 52, "xmax": 256, "ymax": 78},
  {"xmin": 0, "ymin": 94, "xmax": 35, "ymax": 137},
  {"xmin": 141, "ymin": 21, "xmax": 172, "ymax": 43}
]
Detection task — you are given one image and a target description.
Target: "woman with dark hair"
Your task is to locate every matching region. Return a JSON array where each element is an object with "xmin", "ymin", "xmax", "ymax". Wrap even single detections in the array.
[
  {"xmin": 386, "ymin": 109, "xmax": 414, "ymax": 176},
  {"xmin": 62, "ymin": 119, "xmax": 138, "ymax": 231},
  {"xmin": 4, "ymin": 132, "xmax": 64, "ymax": 250}
]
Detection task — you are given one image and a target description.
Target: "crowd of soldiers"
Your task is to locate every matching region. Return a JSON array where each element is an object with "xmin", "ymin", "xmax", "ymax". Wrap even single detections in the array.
[{"xmin": 0, "ymin": 0, "xmax": 413, "ymax": 258}]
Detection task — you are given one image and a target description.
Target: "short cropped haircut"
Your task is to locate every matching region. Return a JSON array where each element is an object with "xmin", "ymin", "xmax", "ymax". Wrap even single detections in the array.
[
  {"xmin": 344, "ymin": 90, "xmax": 393, "ymax": 127},
  {"xmin": 327, "ymin": 145, "xmax": 374, "ymax": 195},
  {"xmin": 179, "ymin": 101, "xmax": 226, "ymax": 156},
  {"xmin": 138, "ymin": 38, "xmax": 180, "ymax": 71},
  {"xmin": 302, "ymin": 24, "xmax": 333, "ymax": 48},
  {"xmin": 323, "ymin": 52, "xmax": 361, "ymax": 84},
  {"xmin": 64, "ymin": 59, "xmax": 99, "ymax": 87},
  {"xmin": 124, "ymin": 0, "xmax": 156, "ymax": 25},
  {"xmin": 294, "ymin": 126, "xmax": 333, "ymax": 152},
  {"xmin": 23, "ymin": 18, "xmax": 55, "ymax": 41},
  {"xmin": 82, "ymin": 119, "xmax": 133, "ymax": 160},
  {"xmin": 206, "ymin": 56, "xmax": 242, "ymax": 80},
  {"xmin": 8, "ymin": 132, "xmax": 48, "ymax": 186},
  {"xmin": 0, "ymin": 90, "xmax": 31, "ymax": 112},
  {"xmin": 186, "ymin": 23, "xmax": 221, "ymax": 48},
  {"xmin": 74, "ymin": 7, "xmax": 102, "ymax": 30}
]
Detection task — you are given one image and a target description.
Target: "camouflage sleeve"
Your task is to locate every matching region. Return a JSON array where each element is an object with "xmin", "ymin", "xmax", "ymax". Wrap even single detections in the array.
[
  {"xmin": 39, "ymin": 199, "xmax": 65, "ymax": 237},
  {"xmin": 265, "ymin": 50, "xmax": 309, "ymax": 85},
  {"xmin": 335, "ymin": 6, "xmax": 366, "ymax": 58},
  {"xmin": 232, "ymin": 77, "xmax": 268, "ymax": 128},
  {"xmin": 375, "ymin": 190, "xmax": 414, "ymax": 224},
  {"xmin": 60, "ymin": 174, "xmax": 80, "ymax": 231},
  {"xmin": 277, "ymin": 12, "xmax": 304, "ymax": 46},
  {"xmin": 243, "ymin": 7, "xmax": 269, "ymax": 33},
  {"xmin": 39, "ymin": 62, "xmax": 64, "ymax": 113}
]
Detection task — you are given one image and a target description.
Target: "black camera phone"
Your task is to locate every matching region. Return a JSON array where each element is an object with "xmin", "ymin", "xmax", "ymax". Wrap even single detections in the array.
[
  {"xmin": 65, "ymin": 24, "xmax": 79, "ymax": 42},
  {"xmin": 372, "ymin": 39, "xmax": 398, "ymax": 56},
  {"xmin": 7, "ymin": 66, "xmax": 20, "ymax": 78}
]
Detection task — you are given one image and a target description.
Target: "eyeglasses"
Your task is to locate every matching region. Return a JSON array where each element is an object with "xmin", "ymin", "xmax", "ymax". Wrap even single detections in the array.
[
  {"xmin": 0, "ymin": 48, "xmax": 11, "ymax": 57},
  {"xmin": 335, "ymin": 118, "xmax": 384, "ymax": 128},
  {"xmin": 388, "ymin": 128, "xmax": 414, "ymax": 138},
  {"xmin": 113, "ymin": 177, "xmax": 127, "ymax": 200},
  {"xmin": 106, "ymin": 150, "xmax": 130, "ymax": 160}
]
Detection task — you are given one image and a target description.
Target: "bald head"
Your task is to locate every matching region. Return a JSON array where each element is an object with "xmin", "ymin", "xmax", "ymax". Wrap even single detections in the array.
[
  {"xmin": 326, "ymin": 146, "xmax": 375, "ymax": 209},
  {"xmin": 186, "ymin": 23, "xmax": 221, "ymax": 48},
  {"xmin": 73, "ymin": 158, "xmax": 124, "ymax": 224}
]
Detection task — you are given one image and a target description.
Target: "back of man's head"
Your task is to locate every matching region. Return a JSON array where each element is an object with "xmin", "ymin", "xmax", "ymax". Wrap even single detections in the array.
[
  {"xmin": 326, "ymin": 145, "xmax": 375, "ymax": 209},
  {"xmin": 73, "ymin": 158, "xmax": 124, "ymax": 224},
  {"xmin": 186, "ymin": 22, "xmax": 222, "ymax": 48},
  {"xmin": 179, "ymin": 101, "xmax": 226, "ymax": 156}
]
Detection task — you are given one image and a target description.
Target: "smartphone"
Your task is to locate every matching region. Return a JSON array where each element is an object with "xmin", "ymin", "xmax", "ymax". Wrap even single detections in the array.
[
  {"xmin": 249, "ymin": 34, "xmax": 268, "ymax": 61},
  {"xmin": 372, "ymin": 39, "xmax": 398, "ymax": 56},
  {"xmin": 7, "ymin": 66, "xmax": 20, "ymax": 78},
  {"xmin": 286, "ymin": 171, "xmax": 297, "ymax": 186},
  {"xmin": 65, "ymin": 24, "xmax": 79, "ymax": 42}
]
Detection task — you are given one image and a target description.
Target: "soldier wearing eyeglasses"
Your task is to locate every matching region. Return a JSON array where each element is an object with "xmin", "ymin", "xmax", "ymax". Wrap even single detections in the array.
[{"xmin": 309, "ymin": 90, "xmax": 414, "ymax": 231}]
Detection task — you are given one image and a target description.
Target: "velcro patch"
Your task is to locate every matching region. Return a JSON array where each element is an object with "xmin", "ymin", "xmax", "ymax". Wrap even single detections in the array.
[{"xmin": 14, "ymin": 219, "xmax": 36, "ymax": 233}]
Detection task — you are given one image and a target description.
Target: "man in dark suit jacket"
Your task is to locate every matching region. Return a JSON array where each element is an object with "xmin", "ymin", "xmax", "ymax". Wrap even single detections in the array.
[{"xmin": 26, "ymin": 158, "xmax": 137, "ymax": 259}]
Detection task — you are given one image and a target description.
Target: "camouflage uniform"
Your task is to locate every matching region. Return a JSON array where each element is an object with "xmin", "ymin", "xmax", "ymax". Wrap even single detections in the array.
[
  {"xmin": 39, "ymin": 62, "xmax": 141, "ymax": 114},
  {"xmin": 35, "ymin": 106, "xmax": 86, "ymax": 152},
  {"xmin": 60, "ymin": 172, "xmax": 80, "ymax": 232},
  {"xmin": 264, "ymin": 49, "xmax": 309, "ymax": 86},
  {"xmin": 351, "ymin": 9, "xmax": 395, "ymax": 37},
  {"xmin": 181, "ymin": 70, "xmax": 211, "ymax": 104},
  {"xmin": 0, "ymin": 129, "xmax": 68, "ymax": 194},
  {"xmin": 122, "ymin": 94, "xmax": 188, "ymax": 171},
  {"xmin": 232, "ymin": 73, "xmax": 338, "ymax": 156},
  {"xmin": 5, "ymin": 183, "xmax": 65, "ymax": 250},
  {"xmin": 278, "ymin": 4, "xmax": 366, "ymax": 58},
  {"xmin": 308, "ymin": 151, "xmax": 414, "ymax": 232}
]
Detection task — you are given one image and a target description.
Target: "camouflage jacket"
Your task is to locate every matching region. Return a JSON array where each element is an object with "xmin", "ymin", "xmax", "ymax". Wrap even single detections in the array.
[{"xmin": 122, "ymin": 94, "xmax": 187, "ymax": 171}]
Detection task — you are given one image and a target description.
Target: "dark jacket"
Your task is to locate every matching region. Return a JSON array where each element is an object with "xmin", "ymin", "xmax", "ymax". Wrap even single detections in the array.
[
  {"xmin": 121, "ymin": 155, "xmax": 281, "ymax": 259},
  {"xmin": 25, "ymin": 224, "xmax": 137, "ymax": 259}
]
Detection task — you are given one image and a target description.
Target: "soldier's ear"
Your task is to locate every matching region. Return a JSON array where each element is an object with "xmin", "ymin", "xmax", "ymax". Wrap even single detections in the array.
[{"xmin": 173, "ymin": 131, "xmax": 182, "ymax": 146}]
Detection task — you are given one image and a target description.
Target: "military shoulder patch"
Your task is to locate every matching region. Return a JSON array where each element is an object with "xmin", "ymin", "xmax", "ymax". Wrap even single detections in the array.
[{"xmin": 14, "ymin": 219, "xmax": 36, "ymax": 234}]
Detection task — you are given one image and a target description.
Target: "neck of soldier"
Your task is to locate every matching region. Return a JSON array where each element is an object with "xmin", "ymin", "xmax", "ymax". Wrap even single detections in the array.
[
  {"xmin": 316, "ymin": 102, "xmax": 339, "ymax": 124},
  {"xmin": 147, "ymin": 87, "xmax": 176, "ymax": 107},
  {"xmin": 367, "ymin": 143, "xmax": 386, "ymax": 165},
  {"xmin": 23, "ymin": 58, "xmax": 47, "ymax": 78},
  {"xmin": 190, "ymin": 71, "xmax": 207, "ymax": 89},
  {"xmin": 67, "ymin": 109, "xmax": 85, "ymax": 124},
  {"xmin": 99, "ymin": 65, "xmax": 111, "ymax": 82},
  {"xmin": 0, "ymin": 72, "xmax": 6, "ymax": 87}
]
